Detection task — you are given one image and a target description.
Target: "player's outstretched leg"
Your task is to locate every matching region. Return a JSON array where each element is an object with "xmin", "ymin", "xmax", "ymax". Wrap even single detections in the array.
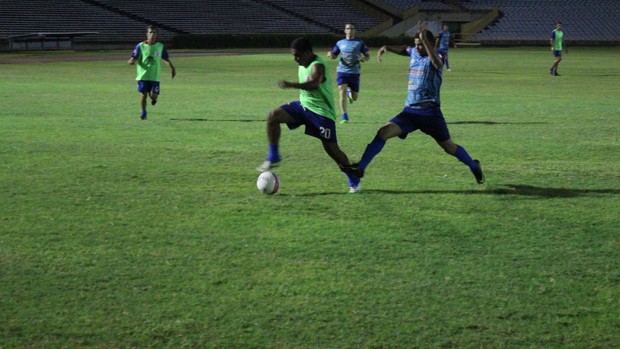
[
  {"xmin": 257, "ymin": 108, "xmax": 291, "ymax": 171},
  {"xmin": 440, "ymin": 140, "xmax": 485, "ymax": 184}
]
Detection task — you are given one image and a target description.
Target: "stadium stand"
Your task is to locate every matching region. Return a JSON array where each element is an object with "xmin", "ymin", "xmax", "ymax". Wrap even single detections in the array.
[
  {"xmin": 467, "ymin": 0, "xmax": 620, "ymax": 42},
  {"xmin": 92, "ymin": 0, "xmax": 332, "ymax": 34},
  {"xmin": 261, "ymin": 0, "xmax": 383, "ymax": 32},
  {"xmin": 0, "ymin": 0, "xmax": 176, "ymax": 43},
  {"xmin": 0, "ymin": 0, "xmax": 618, "ymax": 50}
]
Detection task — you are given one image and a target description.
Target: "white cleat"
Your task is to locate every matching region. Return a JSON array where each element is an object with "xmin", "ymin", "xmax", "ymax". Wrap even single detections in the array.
[
  {"xmin": 349, "ymin": 182, "xmax": 362, "ymax": 193},
  {"xmin": 256, "ymin": 160, "xmax": 279, "ymax": 172}
]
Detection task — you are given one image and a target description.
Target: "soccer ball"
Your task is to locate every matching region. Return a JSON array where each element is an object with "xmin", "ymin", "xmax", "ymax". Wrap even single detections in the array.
[{"xmin": 256, "ymin": 171, "xmax": 279, "ymax": 195}]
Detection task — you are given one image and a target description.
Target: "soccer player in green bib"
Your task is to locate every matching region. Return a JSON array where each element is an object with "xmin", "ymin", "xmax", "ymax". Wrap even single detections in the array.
[
  {"xmin": 257, "ymin": 37, "xmax": 362, "ymax": 193},
  {"xmin": 128, "ymin": 25, "xmax": 176, "ymax": 120},
  {"xmin": 549, "ymin": 22, "xmax": 564, "ymax": 76}
]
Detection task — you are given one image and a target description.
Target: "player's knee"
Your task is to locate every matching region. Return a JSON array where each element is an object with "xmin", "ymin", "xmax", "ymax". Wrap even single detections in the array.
[
  {"xmin": 377, "ymin": 127, "xmax": 392, "ymax": 140},
  {"xmin": 441, "ymin": 142, "xmax": 457, "ymax": 155},
  {"xmin": 267, "ymin": 109, "xmax": 279, "ymax": 123}
]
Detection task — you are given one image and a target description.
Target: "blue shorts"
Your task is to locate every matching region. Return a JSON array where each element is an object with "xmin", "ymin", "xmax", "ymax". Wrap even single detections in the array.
[
  {"xmin": 437, "ymin": 48, "xmax": 448, "ymax": 58},
  {"xmin": 390, "ymin": 106, "xmax": 451, "ymax": 142},
  {"xmin": 137, "ymin": 80, "xmax": 160, "ymax": 94},
  {"xmin": 280, "ymin": 101, "xmax": 338, "ymax": 143},
  {"xmin": 553, "ymin": 50, "xmax": 562, "ymax": 58},
  {"xmin": 336, "ymin": 72, "xmax": 361, "ymax": 93}
]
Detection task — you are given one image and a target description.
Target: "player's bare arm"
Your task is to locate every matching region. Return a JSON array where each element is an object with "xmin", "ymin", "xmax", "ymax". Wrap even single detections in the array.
[
  {"xmin": 278, "ymin": 63, "xmax": 325, "ymax": 91},
  {"xmin": 377, "ymin": 45, "xmax": 409, "ymax": 62},
  {"xmin": 164, "ymin": 59, "xmax": 176, "ymax": 79},
  {"xmin": 420, "ymin": 30, "xmax": 443, "ymax": 69}
]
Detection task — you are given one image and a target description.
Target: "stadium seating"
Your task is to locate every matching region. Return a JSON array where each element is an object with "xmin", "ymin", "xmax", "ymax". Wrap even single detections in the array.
[
  {"xmin": 0, "ymin": 0, "xmax": 176, "ymax": 42},
  {"xmin": 93, "ymin": 0, "xmax": 331, "ymax": 34},
  {"xmin": 464, "ymin": 0, "xmax": 620, "ymax": 42},
  {"xmin": 0, "ymin": 0, "xmax": 618, "ymax": 47}
]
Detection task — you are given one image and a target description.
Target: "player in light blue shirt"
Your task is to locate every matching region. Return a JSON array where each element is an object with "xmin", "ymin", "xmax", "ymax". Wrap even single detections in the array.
[
  {"xmin": 327, "ymin": 23, "xmax": 370, "ymax": 124},
  {"xmin": 351, "ymin": 26, "xmax": 484, "ymax": 189},
  {"xmin": 435, "ymin": 24, "xmax": 451, "ymax": 71}
]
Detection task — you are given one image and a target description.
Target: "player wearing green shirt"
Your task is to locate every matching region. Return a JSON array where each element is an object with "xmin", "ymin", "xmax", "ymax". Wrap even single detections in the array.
[
  {"xmin": 257, "ymin": 37, "xmax": 361, "ymax": 193},
  {"xmin": 549, "ymin": 22, "xmax": 564, "ymax": 76},
  {"xmin": 128, "ymin": 25, "xmax": 176, "ymax": 120}
]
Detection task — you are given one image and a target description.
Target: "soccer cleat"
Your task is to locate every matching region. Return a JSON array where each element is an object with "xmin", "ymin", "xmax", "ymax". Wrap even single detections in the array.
[
  {"xmin": 140, "ymin": 111, "xmax": 147, "ymax": 120},
  {"xmin": 151, "ymin": 99, "xmax": 157, "ymax": 106},
  {"xmin": 349, "ymin": 181, "xmax": 362, "ymax": 193},
  {"xmin": 472, "ymin": 160, "xmax": 485, "ymax": 184},
  {"xmin": 340, "ymin": 114, "xmax": 349, "ymax": 124},
  {"xmin": 549, "ymin": 67, "xmax": 554, "ymax": 75},
  {"xmin": 553, "ymin": 72, "xmax": 561, "ymax": 76},
  {"xmin": 447, "ymin": 68, "xmax": 452, "ymax": 72},
  {"xmin": 256, "ymin": 160, "xmax": 280, "ymax": 172}
]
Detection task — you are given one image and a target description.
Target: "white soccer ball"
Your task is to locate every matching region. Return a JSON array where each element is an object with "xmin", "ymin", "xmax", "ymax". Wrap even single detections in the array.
[{"xmin": 257, "ymin": 171, "xmax": 279, "ymax": 195}]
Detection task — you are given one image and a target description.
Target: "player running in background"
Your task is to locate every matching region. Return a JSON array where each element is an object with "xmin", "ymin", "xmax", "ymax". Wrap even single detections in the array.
[
  {"xmin": 327, "ymin": 23, "xmax": 370, "ymax": 124},
  {"xmin": 435, "ymin": 23, "xmax": 452, "ymax": 72},
  {"xmin": 549, "ymin": 22, "xmax": 564, "ymax": 76},
  {"xmin": 352, "ymin": 25, "xmax": 484, "ymax": 188},
  {"xmin": 128, "ymin": 25, "xmax": 176, "ymax": 120},
  {"xmin": 257, "ymin": 37, "xmax": 362, "ymax": 193}
]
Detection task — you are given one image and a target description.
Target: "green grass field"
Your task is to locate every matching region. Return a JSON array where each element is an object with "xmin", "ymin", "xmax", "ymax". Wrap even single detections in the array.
[{"xmin": 1, "ymin": 46, "xmax": 618, "ymax": 348}]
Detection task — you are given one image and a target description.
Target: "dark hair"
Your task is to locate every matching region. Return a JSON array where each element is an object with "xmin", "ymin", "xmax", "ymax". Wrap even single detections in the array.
[
  {"xmin": 290, "ymin": 37, "xmax": 313, "ymax": 53},
  {"xmin": 414, "ymin": 30, "xmax": 435, "ymax": 43},
  {"xmin": 147, "ymin": 25, "xmax": 158, "ymax": 32}
]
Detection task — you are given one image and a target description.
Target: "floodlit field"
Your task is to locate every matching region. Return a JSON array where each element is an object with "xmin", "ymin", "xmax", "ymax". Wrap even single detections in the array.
[{"xmin": 1, "ymin": 46, "xmax": 618, "ymax": 348}]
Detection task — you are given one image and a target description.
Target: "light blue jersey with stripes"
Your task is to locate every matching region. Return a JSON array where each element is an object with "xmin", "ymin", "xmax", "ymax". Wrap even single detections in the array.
[
  {"xmin": 405, "ymin": 47, "xmax": 442, "ymax": 107},
  {"xmin": 331, "ymin": 38, "xmax": 369, "ymax": 74}
]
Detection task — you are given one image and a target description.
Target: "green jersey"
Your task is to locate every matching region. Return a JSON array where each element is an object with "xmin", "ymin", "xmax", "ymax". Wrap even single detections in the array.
[
  {"xmin": 551, "ymin": 29, "xmax": 563, "ymax": 51},
  {"xmin": 298, "ymin": 56, "xmax": 336, "ymax": 120},
  {"xmin": 132, "ymin": 41, "xmax": 169, "ymax": 81}
]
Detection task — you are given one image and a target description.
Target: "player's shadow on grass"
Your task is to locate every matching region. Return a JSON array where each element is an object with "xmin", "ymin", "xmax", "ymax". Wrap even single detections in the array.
[
  {"xmin": 170, "ymin": 118, "xmax": 262, "ymax": 122},
  {"xmin": 367, "ymin": 184, "xmax": 619, "ymax": 198},
  {"xmin": 448, "ymin": 121, "xmax": 548, "ymax": 125},
  {"xmin": 288, "ymin": 184, "xmax": 618, "ymax": 198},
  {"xmin": 170, "ymin": 119, "xmax": 546, "ymax": 125}
]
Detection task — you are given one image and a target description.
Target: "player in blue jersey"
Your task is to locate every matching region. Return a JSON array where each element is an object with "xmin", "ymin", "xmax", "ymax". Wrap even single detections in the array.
[
  {"xmin": 549, "ymin": 22, "xmax": 564, "ymax": 76},
  {"xmin": 257, "ymin": 37, "xmax": 362, "ymax": 193},
  {"xmin": 351, "ymin": 26, "xmax": 484, "ymax": 188},
  {"xmin": 435, "ymin": 24, "xmax": 452, "ymax": 72},
  {"xmin": 327, "ymin": 23, "xmax": 370, "ymax": 124}
]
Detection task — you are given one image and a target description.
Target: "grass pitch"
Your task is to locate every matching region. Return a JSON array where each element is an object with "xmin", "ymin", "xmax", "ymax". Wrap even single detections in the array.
[{"xmin": 1, "ymin": 46, "xmax": 619, "ymax": 348}]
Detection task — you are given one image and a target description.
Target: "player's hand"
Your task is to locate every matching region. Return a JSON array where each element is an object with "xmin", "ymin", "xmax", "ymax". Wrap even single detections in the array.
[
  {"xmin": 327, "ymin": 51, "xmax": 334, "ymax": 59},
  {"xmin": 377, "ymin": 46, "xmax": 387, "ymax": 62},
  {"xmin": 277, "ymin": 80, "xmax": 289, "ymax": 89},
  {"xmin": 171, "ymin": 68, "xmax": 176, "ymax": 79}
]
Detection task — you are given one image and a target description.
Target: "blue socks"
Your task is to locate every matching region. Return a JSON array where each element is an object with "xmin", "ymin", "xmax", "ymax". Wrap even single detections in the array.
[
  {"xmin": 453, "ymin": 145, "xmax": 478, "ymax": 169},
  {"xmin": 345, "ymin": 172, "xmax": 360, "ymax": 187},
  {"xmin": 358, "ymin": 135, "xmax": 386, "ymax": 169},
  {"xmin": 267, "ymin": 144, "xmax": 280, "ymax": 162}
]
